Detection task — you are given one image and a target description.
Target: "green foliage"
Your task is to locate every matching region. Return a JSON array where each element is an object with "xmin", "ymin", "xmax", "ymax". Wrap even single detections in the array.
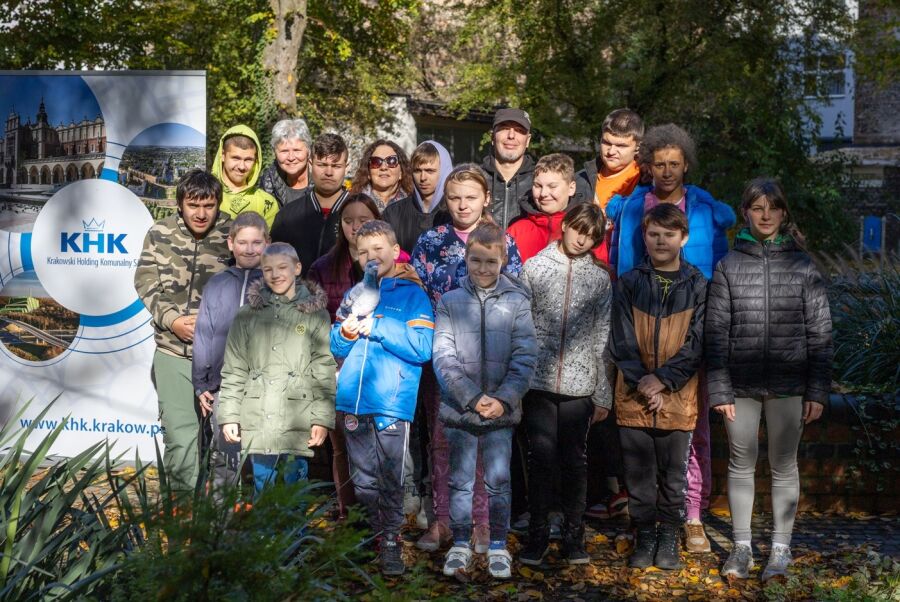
[
  {"xmin": 0, "ymin": 400, "xmax": 139, "ymax": 600},
  {"xmin": 822, "ymin": 250, "xmax": 900, "ymax": 390},
  {"xmin": 0, "ymin": 401, "xmax": 427, "ymax": 600},
  {"xmin": 0, "ymin": 0, "xmax": 421, "ymax": 162},
  {"xmin": 762, "ymin": 549, "xmax": 900, "ymax": 601},
  {"xmin": 446, "ymin": 0, "xmax": 857, "ymax": 250}
]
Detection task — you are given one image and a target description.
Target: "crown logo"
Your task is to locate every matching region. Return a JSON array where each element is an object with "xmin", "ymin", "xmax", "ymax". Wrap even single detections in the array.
[{"xmin": 82, "ymin": 218, "xmax": 105, "ymax": 232}]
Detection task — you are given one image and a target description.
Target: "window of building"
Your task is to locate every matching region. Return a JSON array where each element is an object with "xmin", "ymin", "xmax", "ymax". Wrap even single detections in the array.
[{"xmin": 804, "ymin": 52, "xmax": 846, "ymax": 98}]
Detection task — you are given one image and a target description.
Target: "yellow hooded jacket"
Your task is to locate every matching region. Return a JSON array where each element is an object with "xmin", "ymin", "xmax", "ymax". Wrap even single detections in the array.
[{"xmin": 212, "ymin": 125, "xmax": 279, "ymax": 228}]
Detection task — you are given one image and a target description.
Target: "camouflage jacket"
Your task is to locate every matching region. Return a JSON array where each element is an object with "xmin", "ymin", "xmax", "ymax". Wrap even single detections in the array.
[{"xmin": 135, "ymin": 212, "xmax": 231, "ymax": 358}]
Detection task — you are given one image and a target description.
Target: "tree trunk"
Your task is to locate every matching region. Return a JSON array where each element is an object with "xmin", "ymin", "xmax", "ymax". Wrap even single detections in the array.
[{"xmin": 262, "ymin": 0, "xmax": 308, "ymax": 118}]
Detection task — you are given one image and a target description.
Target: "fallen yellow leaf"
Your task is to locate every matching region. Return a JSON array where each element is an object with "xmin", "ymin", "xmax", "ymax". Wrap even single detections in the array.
[{"xmin": 591, "ymin": 533, "xmax": 609, "ymax": 544}]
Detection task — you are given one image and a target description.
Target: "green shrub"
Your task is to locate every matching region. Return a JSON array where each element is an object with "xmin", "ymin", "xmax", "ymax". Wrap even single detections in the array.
[
  {"xmin": 0, "ymin": 401, "xmax": 427, "ymax": 601},
  {"xmin": 821, "ymin": 249, "xmax": 900, "ymax": 392}
]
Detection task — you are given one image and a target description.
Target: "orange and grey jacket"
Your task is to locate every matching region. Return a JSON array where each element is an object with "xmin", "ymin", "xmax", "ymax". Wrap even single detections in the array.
[{"xmin": 608, "ymin": 258, "xmax": 707, "ymax": 431}]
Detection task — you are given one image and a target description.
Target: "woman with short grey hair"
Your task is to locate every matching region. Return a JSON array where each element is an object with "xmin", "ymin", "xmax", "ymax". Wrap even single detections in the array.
[{"xmin": 260, "ymin": 118, "xmax": 313, "ymax": 207}]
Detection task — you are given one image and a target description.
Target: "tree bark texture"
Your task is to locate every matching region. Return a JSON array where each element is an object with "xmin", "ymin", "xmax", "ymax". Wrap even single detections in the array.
[{"xmin": 262, "ymin": 0, "xmax": 308, "ymax": 117}]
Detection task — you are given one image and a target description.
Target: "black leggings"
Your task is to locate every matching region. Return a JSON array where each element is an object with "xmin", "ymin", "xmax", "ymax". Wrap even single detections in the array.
[{"xmin": 523, "ymin": 389, "xmax": 593, "ymax": 529}]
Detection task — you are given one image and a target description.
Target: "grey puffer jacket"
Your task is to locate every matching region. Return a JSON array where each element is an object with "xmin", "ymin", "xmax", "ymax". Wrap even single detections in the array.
[
  {"xmin": 433, "ymin": 274, "xmax": 538, "ymax": 433},
  {"xmin": 705, "ymin": 230, "xmax": 833, "ymax": 406},
  {"xmin": 520, "ymin": 243, "xmax": 613, "ymax": 408}
]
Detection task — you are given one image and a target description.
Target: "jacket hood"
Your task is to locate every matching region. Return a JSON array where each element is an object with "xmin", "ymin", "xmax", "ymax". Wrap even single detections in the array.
[
  {"xmin": 247, "ymin": 278, "xmax": 328, "ymax": 313},
  {"xmin": 481, "ymin": 153, "xmax": 535, "ymax": 177},
  {"xmin": 734, "ymin": 228, "xmax": 799, "ymax": 256},
  {"xmin": 414, "ymin": 140, "xmax": 454, "ymax": 213},
  {"xmin": 616, "ymin": 184, "xmax": 736, "ymax": 229},
  {"xmin": 460, "ymin": 272, "xmax": 531, "ymax": 300},
  {"xmin": 387, "ymin": 262, "xmax": 425, "ymax": 289},
  {"xmin": 538, "ymin": 239, "xmax": 596, "ymax": 267},
  {"xmin": 212, "ymin": 124, "xmax": 265, "ymax": 192}
]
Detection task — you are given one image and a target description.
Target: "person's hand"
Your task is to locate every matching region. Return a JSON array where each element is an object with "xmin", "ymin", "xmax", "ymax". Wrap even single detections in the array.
[
  {"xmin": 222, "ymin": 423, "xmax": 241, "ymax": 443},
  {"xmin": 308, "ymin": 425, "xmax": 328, "ymax": 447},
  {"xmin": 357, "ymin": 316, "xmax": 374, "ymax": 337},
  {"xmin": 591, "ymin": 406, "xmax": 609, "ymax": 424},
  {"xmin": 646, "ymin": 393, "xmax": 664, "ymax": 412},
  {"xmin": 475, "ymin": 395, "xmax": 504, "ymax": 419},
  {"xmin": 638, "ymin": 374, "xmax": 665, "ymax": 398},
  {"xmin": 714, "ymin": 404, "xmax": 736, "ymax": 422},
  {"xmin": 172, "ymin": 315, "xmax": 196, "ymax": 342},
  {"xmin": 803, "ymin": 401, "xmax": 824, "ymax": 424},
  {"xmin": 198, "ymin": 391, "xmax": 215, "ymax": 417},
  {"xmin": 340, "ymin": 315, "xmax": 360, "ymax": 338}
]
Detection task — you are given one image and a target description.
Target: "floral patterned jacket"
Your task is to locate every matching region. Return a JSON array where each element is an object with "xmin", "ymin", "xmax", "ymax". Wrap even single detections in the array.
[{"xmin": 411, "ymin": 224, "xmax": 523, "ymax": 307}]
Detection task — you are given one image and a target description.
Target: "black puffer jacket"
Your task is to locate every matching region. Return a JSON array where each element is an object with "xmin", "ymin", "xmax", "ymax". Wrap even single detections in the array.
[
  {"xmin": 705, "ymin": 231, "xmax": 832, "ymax": 406},
  {"xmin": 481, "ymin": 154, "xmax": 537, "ymax": 229},
  {"xmin": 382, "ymin": 195, "xmax": 451, "ymax": 254}
]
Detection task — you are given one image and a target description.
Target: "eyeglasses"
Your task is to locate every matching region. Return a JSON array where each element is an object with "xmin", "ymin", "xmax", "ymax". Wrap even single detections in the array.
[{"xmin": 368, "ymin": 155, "xmax": 400, "ymax": 169}]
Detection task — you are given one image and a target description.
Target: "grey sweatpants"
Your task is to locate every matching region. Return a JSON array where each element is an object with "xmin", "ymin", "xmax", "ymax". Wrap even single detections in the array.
[{"xmin": 724, "ymin": 395, "xmax": 804, "ymax": 545}]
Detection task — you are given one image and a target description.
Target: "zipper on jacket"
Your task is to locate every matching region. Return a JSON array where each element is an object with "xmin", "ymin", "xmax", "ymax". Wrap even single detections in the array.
[
  {"xmin": 183, "ymin": 238, "xmax": 200, "ymax": 357},
  {"xmin": 479, "ymin": 296, "xmax": 487, "ymax": 391},
  {"xmin": 651, "ymin": 273, "xmax": 664, "ymax": 430},
  {"xmin": 762, "ymin": 245, "xmax": 770, "ymax": 388},
  {"xmin": 239, "ymin": 270, "xmax": 250, "ymax": 307},
  {"xmin": 355, "ymin": 338, "xmax": 370, "ymax": 415},
  {"xmin": 556, "ymin": 258, "xmax": 573, "ymax": 391}
]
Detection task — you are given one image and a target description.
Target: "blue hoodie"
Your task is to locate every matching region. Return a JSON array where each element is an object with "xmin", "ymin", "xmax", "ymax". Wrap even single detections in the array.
[
  {"xmin": 606, "ymin": 184, "xmax": 736, "ymax": 279},
  {"xmin": 330, "ymin": 263, "xmax": 434, "ymax": 422}
]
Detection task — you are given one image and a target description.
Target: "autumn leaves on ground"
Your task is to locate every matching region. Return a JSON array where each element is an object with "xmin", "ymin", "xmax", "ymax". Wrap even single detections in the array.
[{"xmin": 381, "ymin": 508, "xmax": 899, "ymax": 601}]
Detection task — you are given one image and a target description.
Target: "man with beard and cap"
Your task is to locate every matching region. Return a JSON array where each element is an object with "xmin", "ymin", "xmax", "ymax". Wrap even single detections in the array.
[
  {"xmin": 382, "ymin": 140, "xmax": 454, "ymax": 254},
  {"xmin": 135, "ymin": 169, "xmax": 231, "ymax": 494},
  {"xmin": 481, "ymin": 108, "xmax": 537, "ymax": 230}
]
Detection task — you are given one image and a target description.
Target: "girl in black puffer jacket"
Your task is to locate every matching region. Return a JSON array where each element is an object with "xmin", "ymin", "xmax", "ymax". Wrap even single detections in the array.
[{"xmin": 705, "ymin": 178, "xmax": 832, "ymax": 584}]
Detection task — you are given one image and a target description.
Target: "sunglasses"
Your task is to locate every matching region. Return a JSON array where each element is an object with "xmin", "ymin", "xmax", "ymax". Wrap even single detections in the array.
[{"xmin": 368, "ymin": 155, "xmax": 400, "ymax": 169}]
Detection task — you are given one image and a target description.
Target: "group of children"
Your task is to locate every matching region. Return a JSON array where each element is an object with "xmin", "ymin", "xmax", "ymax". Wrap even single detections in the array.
[{"xmin": 167, "ymin": 106, "xmax": 831, "ymax": 585}]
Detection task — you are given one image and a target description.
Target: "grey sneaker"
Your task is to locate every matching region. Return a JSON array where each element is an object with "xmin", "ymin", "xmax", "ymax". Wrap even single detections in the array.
[
  {"xmin": 488, "ymin": 548, "xmax": 513, "ymax": 579},
  {"xmin": 442, "ymin": 545, "xmax": 473, "ymax": 577},
  {"xmin": 722, "ymin": 543, "xmax": 754, "ymax": 580},
  {"xmin": 761, "ymin": 546, "xmax": 792, "ymax": 583}
]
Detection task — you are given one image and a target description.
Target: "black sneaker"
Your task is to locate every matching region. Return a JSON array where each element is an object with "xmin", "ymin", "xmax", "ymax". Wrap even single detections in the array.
[
  {"xmin": 628, "ymin": 524, "xmax": 657, "ymax": 569},
  {"xmin": 654, "ymin": 523, "xmax": 682, "ymax": 570},
  {"xmin": 519, "ymin": 528, "xmax": 550, "ymax": 566},
  {"xmin": 561, "ymin": 523, "xmax": 590, "ymax": 565},
  {"xmin": 380, "ymin": 535, "xmax": 405, "ymax": 576}
]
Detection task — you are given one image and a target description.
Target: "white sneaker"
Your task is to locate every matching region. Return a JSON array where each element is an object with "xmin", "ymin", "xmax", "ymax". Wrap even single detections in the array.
[
  {"xmin": 722, "ymin": 543, "xmax": 754, "ymax": 580},
  {"xmin": 488, "ymin": 548, "xmax": 513, "ymax": 579},
  {"xmin": 442, "ymin": 545, "xmax": 474, "ymax": 577},
  {"xmin": 761, "ymin": 545, "xmax": 792, "ymax": 583}
]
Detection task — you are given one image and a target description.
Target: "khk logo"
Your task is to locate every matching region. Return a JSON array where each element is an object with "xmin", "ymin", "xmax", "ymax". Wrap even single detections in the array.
[{"xmin": 60, "ymin": 217, "xmax": 128, "ymax": 254}]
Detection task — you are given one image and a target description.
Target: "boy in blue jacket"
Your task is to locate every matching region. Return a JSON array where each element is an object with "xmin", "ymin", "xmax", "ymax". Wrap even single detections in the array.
[{"xmin": 330, "ymin": 220, "xmax": 434, "ymax": 577}]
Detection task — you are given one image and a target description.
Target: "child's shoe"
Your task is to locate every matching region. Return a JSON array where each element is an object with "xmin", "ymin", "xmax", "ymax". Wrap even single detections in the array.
[
  {"xmin": 654, "ymin": 523, "xmax": 682, "ymax": 570},
  {"xmin": 722, "ymin": 543, "xmax": 754, "ymax": 580},
  {"xmin": 472, "ymin": 524, "xmax": 490, "ymax": 554},
  {"xmin": 585, "ymin": 490, "xmax": 629, "ymax": 520},
  {"xmin": 416, "ymin": 521, "xmax": 451, "ymax": 552},
  {"xmin": 442, "ymin": 544, "xmax": 474, "ymax": 577},
  {"xmin": 560, "ymin": 523, "xmax": 590, "ymax": 565},
  {"xmin": 488, "ymin": 548, "xmax": 513, "ymax": 579},
  {"xmin": 628, "ymin": 524, "xmax": 657, "ymax": 569},
  {"xmin": 379, "ymin": 535, "xmax": 405, "ymax": 576},
  {"xmin": 684, "ymin": 519, "xmax": 711, "ymax": 553},
  {"xmin": 519, "ymin": 526, "xmax": 550, "ymax": 566},
  {"xmin": 761, "ymin": 544, "xmax": 792, "ymax": 583},
  {"xmin": 415, "ymin": 495, "xmax": 432, "ymax": 530}
]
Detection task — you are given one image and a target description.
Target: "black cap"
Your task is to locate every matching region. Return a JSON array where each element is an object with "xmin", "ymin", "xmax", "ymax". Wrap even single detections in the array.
[{"xmin": 492, "ymin": 108, "xmax": 531, "ymax": 132}]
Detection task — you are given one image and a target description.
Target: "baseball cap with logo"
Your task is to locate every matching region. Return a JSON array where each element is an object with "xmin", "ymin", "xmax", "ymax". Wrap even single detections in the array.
[{"xmin": 492, "ymin": 108, "xmax": 531, "ymax": 133}]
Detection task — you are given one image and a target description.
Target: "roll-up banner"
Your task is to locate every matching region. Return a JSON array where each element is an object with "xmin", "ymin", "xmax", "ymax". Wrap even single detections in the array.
[{"xmin": 0, "ymin": 71, "xmax": 206, "ymax": 460}]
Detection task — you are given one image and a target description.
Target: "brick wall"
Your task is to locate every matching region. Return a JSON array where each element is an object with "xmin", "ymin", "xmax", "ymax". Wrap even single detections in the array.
[{"xmin": 707, "ymin": 395, "xmax": 899, "ymax": 515}]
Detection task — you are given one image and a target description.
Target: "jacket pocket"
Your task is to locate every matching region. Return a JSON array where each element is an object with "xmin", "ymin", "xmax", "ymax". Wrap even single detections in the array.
[
  {"xmin": 240, "ymin": 372, "xmax": 265, "ymax": 425},
  {"xmin": 285, "ymin": 376, "xmax": 313, "ymax": 433}
]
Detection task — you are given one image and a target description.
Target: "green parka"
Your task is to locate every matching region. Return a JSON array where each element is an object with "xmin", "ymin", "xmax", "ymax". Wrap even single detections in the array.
[{"xmin": 217, "ymin": 278, "xmax": 336, "ymax": 456}]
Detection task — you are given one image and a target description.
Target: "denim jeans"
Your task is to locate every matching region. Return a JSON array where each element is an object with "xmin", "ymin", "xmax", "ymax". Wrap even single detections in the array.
[
  {"xmin": 249, "ymin": 453, "xmax": 309, "ymax": 496},
  {"xmin": 446, "ymin": 426, "xmax": 513, "ymax": 544}
]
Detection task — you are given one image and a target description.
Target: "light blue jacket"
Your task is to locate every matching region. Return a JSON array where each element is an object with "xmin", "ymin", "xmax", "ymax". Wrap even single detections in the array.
[
  {"xmin": 607, "ymin": 184, "xmax": 736, "ymax": 279},
  {"xmin": 330, "ymin": 265, "xmax": 434, "ymax": 422}
]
